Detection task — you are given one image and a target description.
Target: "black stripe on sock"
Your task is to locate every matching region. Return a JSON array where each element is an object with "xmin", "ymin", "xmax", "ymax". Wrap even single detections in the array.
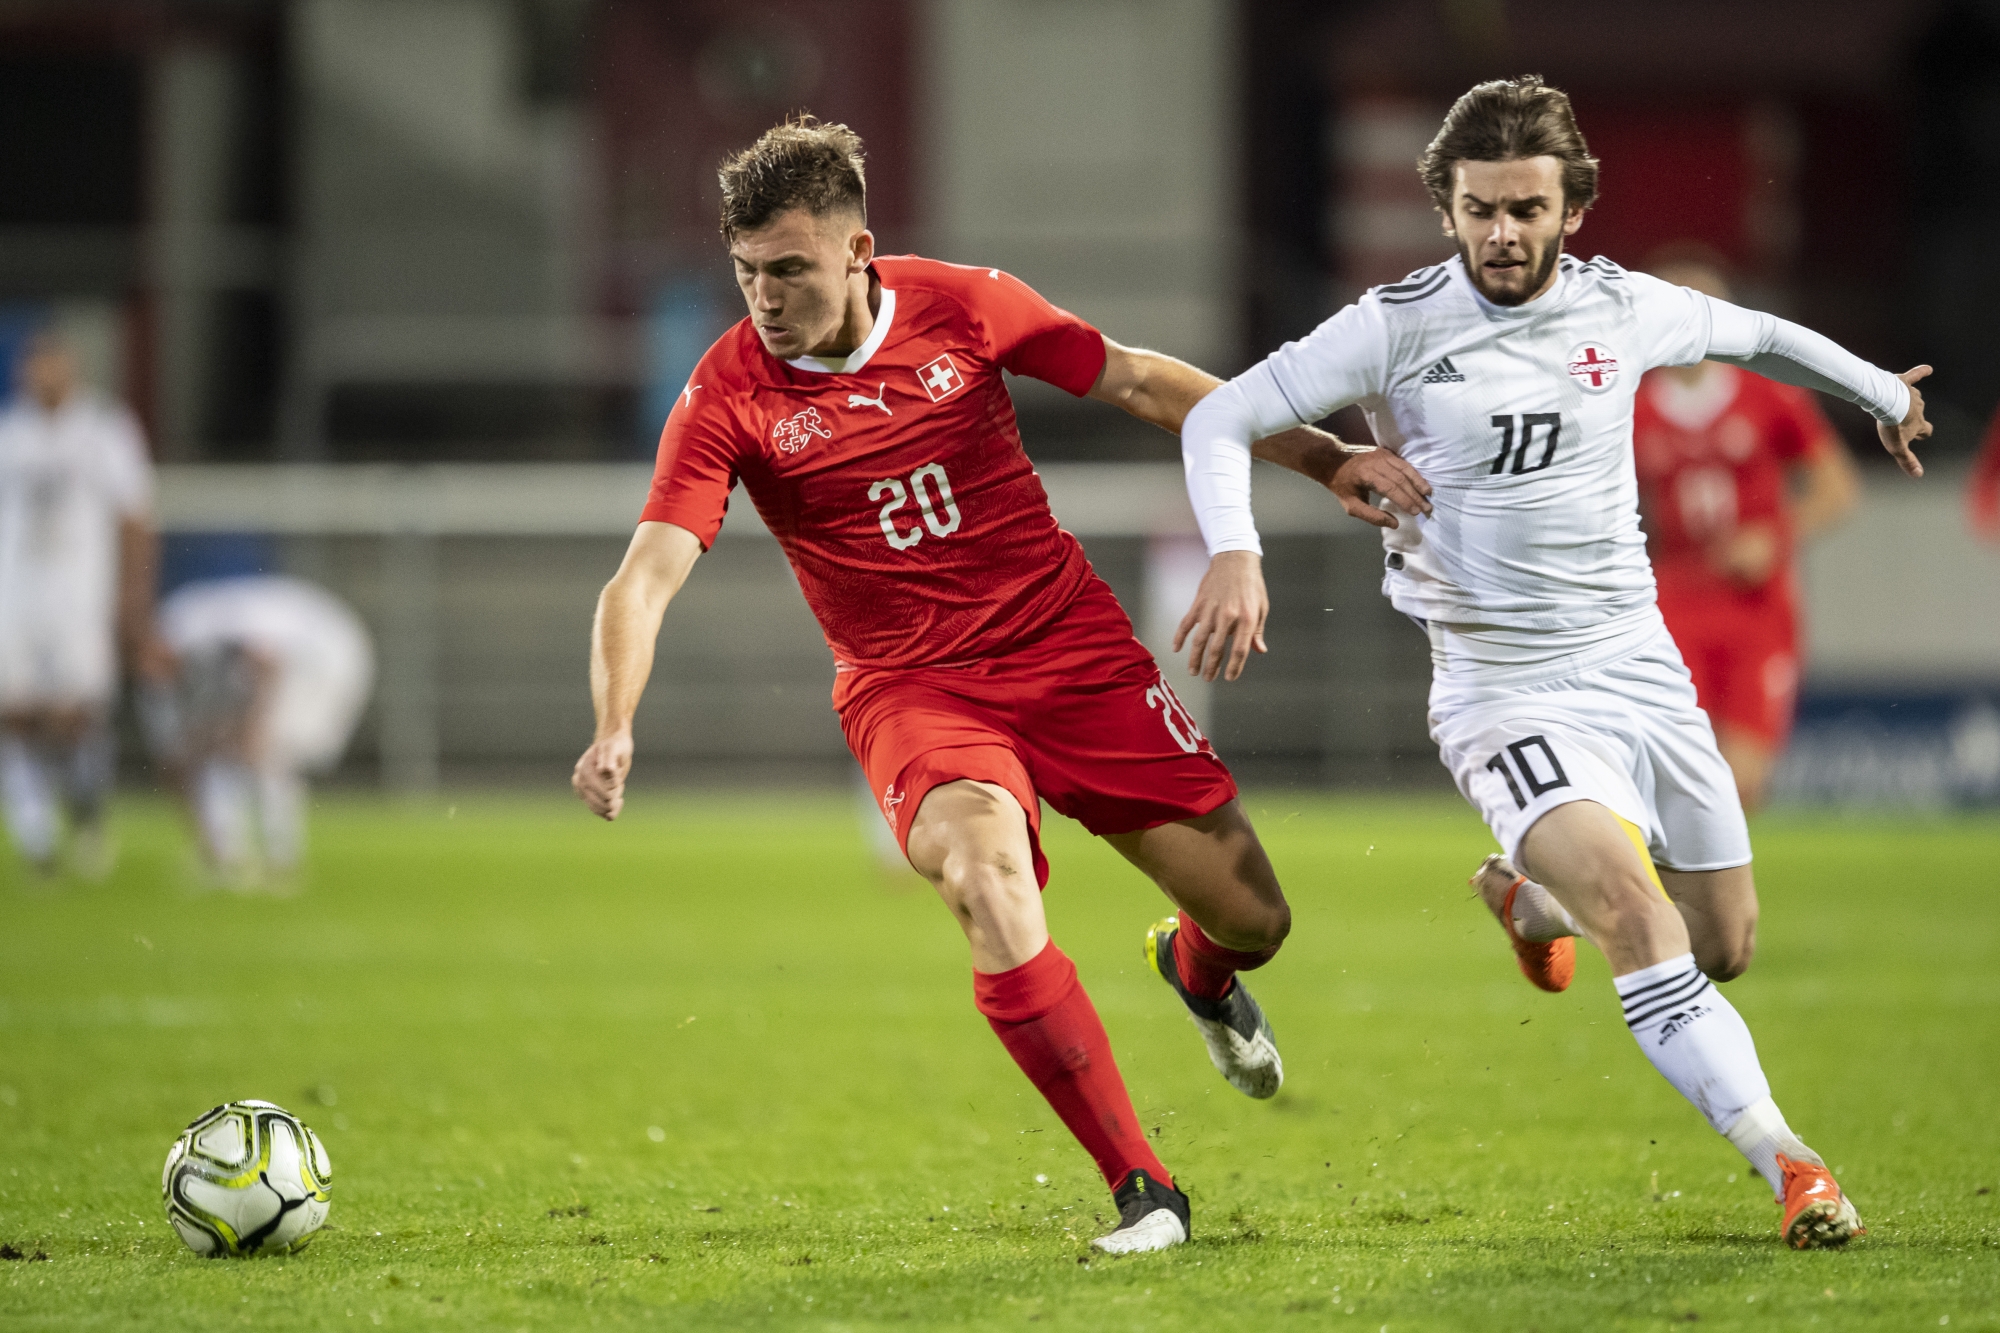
[
  {"xmin": 1625, "ymin": 978, "xmax": 1714, "ymax": 1029},
  {"xmin": 1621, "ymin": 970, "xmax": 1707, "ymax": 1019},
  {"xmin": 1618, "ymin": 967, "xmax": 1702, "ymax": 1007}
]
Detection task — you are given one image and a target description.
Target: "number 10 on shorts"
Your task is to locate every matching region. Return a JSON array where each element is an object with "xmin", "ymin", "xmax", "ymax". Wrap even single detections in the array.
[{"xmin": 1485, "ymin": 734, "xmax": 1570, "ymax": 810}]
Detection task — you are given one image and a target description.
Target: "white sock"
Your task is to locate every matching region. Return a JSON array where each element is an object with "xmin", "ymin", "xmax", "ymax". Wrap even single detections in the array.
[
  {"xmin": 1616, "ymin": 951, "xmax": 1808, "ymax": 1197},
  {"xmin": 1723, "ymin": 1095, "xmax": 1821, "ymax": 1199},
  {"xmin": 256, "ymin": 766, "xmax": 307, "ymax": 872},
  {"xmin": 0, "ymin": 737, "xmax": 59, "ymax": 864},
  {"xmin": 196, "ymin": 760, "xmax": 257, "ymax": 876},
  {"xmin": 1512, "ymin": 878, "xmax": 1580, "ymax": 941},
  {"xmin": 59, "ymin": 720, "xmax": 115, "ymax": 828}
]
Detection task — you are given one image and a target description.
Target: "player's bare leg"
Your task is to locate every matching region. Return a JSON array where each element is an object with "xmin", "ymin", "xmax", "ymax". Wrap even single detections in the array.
[
  {"xmin": 1106, "ymin": 800, "xmax": 1290, "ymax": 1098},
  {"xmin": 1659, "ymin": 865, "xmax": 1758, "ymax": 981},
  {"xmin": 906, "ymin": 779, "xmax": 1189, "ymax": 1254},
  {"xmin": 905, "ymin": 779, "xmax": 1048, "ymax": 972},
  {"xmin": 1516, "ymin": 799, "xmax": 1862, "ymax": 1248}
]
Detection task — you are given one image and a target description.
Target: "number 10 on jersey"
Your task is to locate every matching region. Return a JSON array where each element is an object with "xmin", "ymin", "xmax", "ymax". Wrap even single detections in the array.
[
  {"xmin": 870, "ymin": 463, "xmax": 962, "ymax": 551},
  {"xmin": 1489, "ymin": 413, "xmax": 1563, "ymax": 475}
]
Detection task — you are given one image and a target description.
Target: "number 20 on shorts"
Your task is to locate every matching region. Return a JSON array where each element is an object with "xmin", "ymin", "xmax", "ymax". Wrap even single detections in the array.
[{"xmin": 870, "ymin": 462, "xmax": 962, "ymax": 551}]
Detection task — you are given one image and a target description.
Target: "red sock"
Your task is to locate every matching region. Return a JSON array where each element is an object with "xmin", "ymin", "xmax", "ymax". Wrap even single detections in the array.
[
  {"xmin": 1172, "ymin": 910, "xmax": 1280, "ymax": 1000},
  {"xmin": 974, "ymin": 940, "xmax": 1170, "ymax": 1191}
]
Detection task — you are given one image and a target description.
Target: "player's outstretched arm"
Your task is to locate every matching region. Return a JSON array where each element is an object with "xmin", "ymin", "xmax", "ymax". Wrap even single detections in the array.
[
  {"xmin": 1698, "ymin": 295, "xmax": 1932, "ymax": 478},
  {"xmin": 573, "ymin": 521, "xmax": 703, "ymax": 821},
  {"xmin": 1087, "ymin": 337, "xmax": 1432, "ymax": 525}
]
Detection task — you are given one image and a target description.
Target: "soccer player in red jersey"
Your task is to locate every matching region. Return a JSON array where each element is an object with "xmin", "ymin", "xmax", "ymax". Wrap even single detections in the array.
[
  {"xmin": 570, "ymin": 118, "xmax": 1431, "ymax": 1253},
  {"xmin": 1632, "ymin": 255, "xmax": 1860, "ymax": 811},
  {"xmin": 1970, "ymin": 404, "xmax": 2000, "ymax": 543}
]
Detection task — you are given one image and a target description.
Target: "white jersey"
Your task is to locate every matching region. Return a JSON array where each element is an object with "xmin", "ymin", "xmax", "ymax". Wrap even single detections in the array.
[
  {"xmin": 0, "ymin": 391, "xmax": 153, "ymax": 707},
  {"xmin": 1183, "ymin": 254, "xmax": 1909, "ymax": 649},
  {"xmin": 159, "ymin": 576, "xmax": 375, "ymax": 770}
]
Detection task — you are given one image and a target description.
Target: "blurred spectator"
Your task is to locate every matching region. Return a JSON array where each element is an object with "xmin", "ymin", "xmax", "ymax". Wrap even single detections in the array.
[
  {"xmin": 1970, "ymin": 405, "xmax": 2000, "ymax": 542},
  {"xmin": 147, "ymin": 576, "xmax": 373, "ymax": 891},
  {"xmin": 1634, "ymin": 253, "xmax": 1860, "ymax": 812},
  {"xmin": 0, "ymin": 329, "xmax": 163, "ymax": 880}
]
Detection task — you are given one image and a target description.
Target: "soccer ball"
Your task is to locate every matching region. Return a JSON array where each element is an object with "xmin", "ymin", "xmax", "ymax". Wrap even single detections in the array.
[{"xmin": 162, "ymin": 1100, "xmax": 332, "ymax": 1257}]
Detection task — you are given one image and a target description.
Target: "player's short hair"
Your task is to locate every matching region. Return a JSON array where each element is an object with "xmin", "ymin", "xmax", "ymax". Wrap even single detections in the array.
[
  {"xmin": 718, "ymin": 115, "xmax": 868, "ymax": 242},
  {"xmin": 1419, "ymin": 76, "xmax": 1599, "ymax": 214}
]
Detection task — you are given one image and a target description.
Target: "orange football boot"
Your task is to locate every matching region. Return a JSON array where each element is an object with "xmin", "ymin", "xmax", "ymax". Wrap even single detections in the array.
[
  {"xmin": 1471, "ymin": 854, "xmax": 1575, "ymax": 993},
  {"xmin": 1778, "ymin": 1154, "xmax": 1865, "ymax": 1249}
]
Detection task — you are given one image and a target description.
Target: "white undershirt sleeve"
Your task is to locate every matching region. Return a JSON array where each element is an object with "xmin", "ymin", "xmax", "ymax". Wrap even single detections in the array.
[
  {"xmin": 1699, "ymin": 294, "xmax": 1910, "ymax": 424},
  {"xmin": 1180, "ymin": 298, "xmax": 1390, "ymax": 557}
]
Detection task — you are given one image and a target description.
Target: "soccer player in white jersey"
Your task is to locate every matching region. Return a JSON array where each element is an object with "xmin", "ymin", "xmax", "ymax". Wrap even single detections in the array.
[
  {"xmin": 149, "ymin": 576, "xmax": 374, "ymax": 889},
  {"xmin": 0, "ymin": 330, "xmax": 164, "ymax": 880},
  {"xmin": 1174, "ymin": 77, "xmax": 1932, "ymax": 1250}
]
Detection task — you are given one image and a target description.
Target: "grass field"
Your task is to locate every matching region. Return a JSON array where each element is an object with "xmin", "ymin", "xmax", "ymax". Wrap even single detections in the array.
[{"xmin": 1, "ymin": 791, "xmax": 1996, "ymax": 1331}]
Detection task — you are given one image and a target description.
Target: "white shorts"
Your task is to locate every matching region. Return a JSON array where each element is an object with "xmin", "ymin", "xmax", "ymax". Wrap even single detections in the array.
[
  {"xmin": 1429, "ymin": 623, "xmax": 1751, "ymax": 873},
  {"xmin": 0, "ymin": 610, "xmax": 116, "ymax": 711}
]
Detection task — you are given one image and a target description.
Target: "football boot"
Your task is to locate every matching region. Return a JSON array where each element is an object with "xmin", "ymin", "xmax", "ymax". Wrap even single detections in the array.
[
  {"xmin": 1090, "ymin": 1168, "xmax": 1190, "ymax": 1255},
  {"xmin": 1471, "ymin": 853, "xmax": 1575, "ymax": 993},
  {"xmin": 1778, "ymin": 1154, "xmax": 1865, "ymax": 1250},
  {"xmin": 1143, "ymin": 915, "xmax": 1283, "ymax": 1099}
]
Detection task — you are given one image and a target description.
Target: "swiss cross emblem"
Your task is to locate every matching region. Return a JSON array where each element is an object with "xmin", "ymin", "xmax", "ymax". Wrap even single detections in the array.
[
  {"xmin": 916, "ymin": 354, "xmax": 964, "ymax": 403},
  {"xmin": 1566, "ymin": 342, "xmax": 1620, "ymax": 393},
  {"xmin": 771, "ymin": 406, "xmax": 833, "ymax": 454}
]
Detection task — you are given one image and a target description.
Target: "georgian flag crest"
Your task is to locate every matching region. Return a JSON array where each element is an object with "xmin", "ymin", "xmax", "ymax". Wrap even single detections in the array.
[{"xmin": 1566, "ymin": 342, "xmax": 1620, "ymax": 394}]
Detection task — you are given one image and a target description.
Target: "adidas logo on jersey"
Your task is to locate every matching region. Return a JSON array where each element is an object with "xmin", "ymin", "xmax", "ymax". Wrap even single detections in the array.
[{"xmin": 1421, "ymin": 357, "xmax": 1466, "ymax": 385}]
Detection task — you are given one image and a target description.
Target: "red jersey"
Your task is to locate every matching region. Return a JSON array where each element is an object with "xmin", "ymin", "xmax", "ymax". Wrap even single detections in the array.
[
  {"xmin": 641, "ymin": 256, "xmax": 1108, "ymax": 671},
  {"xmin": 1632, "ymin": 364, "xmax": 1835, "ymax": 605}
]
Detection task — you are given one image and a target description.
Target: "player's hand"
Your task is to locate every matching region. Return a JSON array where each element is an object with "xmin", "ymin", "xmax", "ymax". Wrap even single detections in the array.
[
  {"xmin": 1175, "ymin": 550, "xmax": 1268, "ymax": 682},
  {"xmin": 573, "ymin": 730, "xmax": 634, "ymax": 821},
  {"xmin": 1879, "ymin": 366, "xmax": 1932, "ymax": 478},
  {"xmin": 1712, "ymin": 521, "xmax": 1780, "ymax": 586},
  {"xmin": 1324, "ymin": 446, "xmax": 1433, "ymax": 529}
]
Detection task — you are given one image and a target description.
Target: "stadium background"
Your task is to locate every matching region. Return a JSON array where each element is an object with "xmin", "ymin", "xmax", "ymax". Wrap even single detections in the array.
[{"xmin": 2, "ymin": 0, "xmax": 1998, "ymax": 800}]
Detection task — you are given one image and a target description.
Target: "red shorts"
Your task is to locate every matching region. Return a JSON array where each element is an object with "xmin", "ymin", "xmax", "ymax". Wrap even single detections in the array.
[
  {"xmin": 835, "ymin": 577, "xmax": 1238, "ymax": 886},
  {"xmin": 1657, "ymin": 587, "xmax": 1801, "ymax": 748}
]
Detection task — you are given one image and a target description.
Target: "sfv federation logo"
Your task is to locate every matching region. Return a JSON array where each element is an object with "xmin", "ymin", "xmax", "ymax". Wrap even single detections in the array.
[
  {"xmin": 1567, "ymin": 342, "xmax": 1620, "ymax": 393},
  {"xmin": 1421, "ymin": 356, "xmax": 1465, "ymax": 385},
  {"xmin": 772, "ymin": 406, "xmax": 833, "ymax": 454},
  {"xmin": 917, "ymin": 354, "xmax": 964, "ymax": 402}
]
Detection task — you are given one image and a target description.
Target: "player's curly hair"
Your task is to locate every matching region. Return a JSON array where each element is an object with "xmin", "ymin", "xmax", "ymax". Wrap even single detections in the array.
[
  {"xmin": 1419, "ymin": 76, "xmax": 1599, "ymax": 214},
  {"xmin": 718, "ymin": 115, "xmax": 868, "ymax": 241}
]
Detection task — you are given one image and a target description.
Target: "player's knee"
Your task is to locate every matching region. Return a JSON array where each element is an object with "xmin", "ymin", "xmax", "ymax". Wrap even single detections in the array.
[
  {"xmin": 1245, "ymin": 899, "xmax": 1292, "ymax": 951},
  {"xmin": 1699, "ymin": 915, "xmax": 1758, "ymax": 982}
]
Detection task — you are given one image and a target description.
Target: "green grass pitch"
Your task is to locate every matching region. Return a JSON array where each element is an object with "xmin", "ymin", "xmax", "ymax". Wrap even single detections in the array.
[{"xmin": 1, "ymin": 791, "xmax": 1996, "ymax": 1331}]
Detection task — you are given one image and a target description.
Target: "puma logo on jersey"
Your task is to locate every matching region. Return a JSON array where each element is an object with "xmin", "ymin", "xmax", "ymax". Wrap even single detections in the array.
[
  {"xmin": 772, "ymin": 407, "xmax": 833, "ymax": 454},
  {"xmin": 681, "ymin": 382, "xmax": 701, "ymax": 408},
  {"xmin": 847, "ymin": 382, "xmax": 893, "ymax": 416},
  {"xmin": 1420, "ymin": 357, "xmax": 1465, "ymax": 385}
]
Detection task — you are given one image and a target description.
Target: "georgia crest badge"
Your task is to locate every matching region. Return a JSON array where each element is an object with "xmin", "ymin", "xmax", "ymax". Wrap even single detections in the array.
[
  {"xmin": 772, "ymin": 406, "xmax": 833, "ymax": 454},
  {"xmin": 1566, "ymin": 343, "xmax": 1620, "ymax": 394}
]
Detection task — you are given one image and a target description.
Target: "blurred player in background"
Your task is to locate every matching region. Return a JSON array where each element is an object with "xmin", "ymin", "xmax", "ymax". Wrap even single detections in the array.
[
  {"xmin": 148, "ymin": 576, "xmax": 373, "ymax": 890},
  {"xmin": 1634, "ymin": 251, "xmax": 1860, "ymax": 811},
  {"xmin": 573, "ymin": 117, "xmax": 1426, "ymax": 1253},
  {"xmin": 1970, "ymin": 403, "xmax": 2000, "ymax": 543},
  {"xmin": 1181, "ymin": 77, "xmax": 1930, "ymax": 1249},
  {"xmin": 0, "ymin": 329, "xmax": 162, "ymax": 880}
]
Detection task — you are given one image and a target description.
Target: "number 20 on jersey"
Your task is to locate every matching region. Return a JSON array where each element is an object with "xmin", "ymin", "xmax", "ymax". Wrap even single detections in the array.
[{"xmin": 870, "ymin": 463, "xmax": 962, "ymax": 551}]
